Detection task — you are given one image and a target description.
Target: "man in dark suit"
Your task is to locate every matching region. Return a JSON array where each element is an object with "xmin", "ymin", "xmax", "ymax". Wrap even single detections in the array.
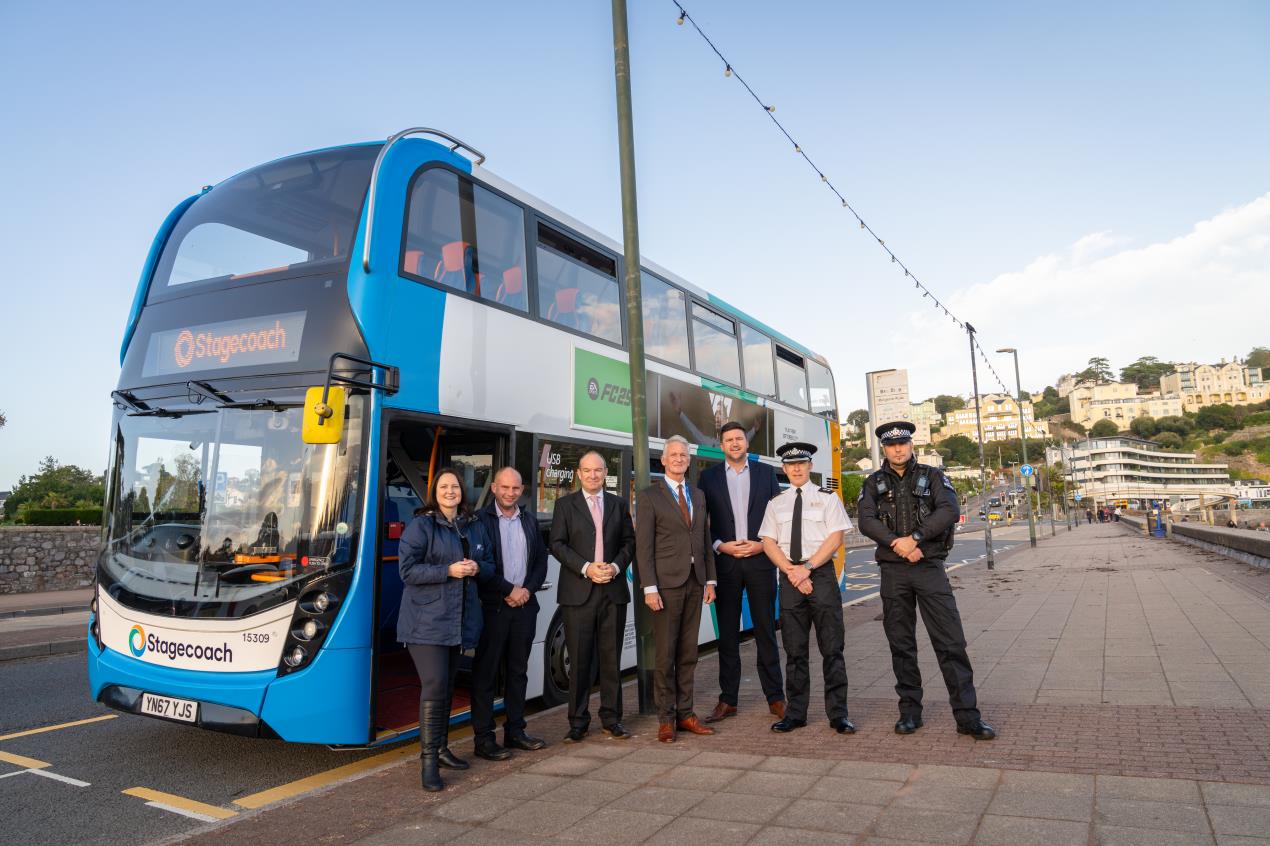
[
  {"xmin": 548, "ymin": 450, "xmax": 636, "ymax": 742},
  {"xmin": 470, "ymin": 467, "xmax": 549, "ymax": 760},
  {"xmin": 698, "ymin": 421, "xmax": 785, "ymax": 723},
  {"xmin": 636, "ymin": 435, "xmax": 717, "ymax": 743}
]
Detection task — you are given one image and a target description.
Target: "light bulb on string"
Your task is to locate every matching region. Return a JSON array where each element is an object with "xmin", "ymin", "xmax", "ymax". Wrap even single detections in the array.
[
  {"xmin": 677, "ymin": 13, "xmax": 685, "ymax": 25},
  {"xmin": 724, "ymin": 65, "xmax": 732, "ymax": 77},
  {"xmin": 766, "ymin": 105, "xmax": 775, "ymax": 113}
]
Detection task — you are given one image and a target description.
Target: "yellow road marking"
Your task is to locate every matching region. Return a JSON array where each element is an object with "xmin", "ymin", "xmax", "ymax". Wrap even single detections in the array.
[
  {"xmin": 0, "ymin": 714, "xmax": 117, "ymax": 742},
  {"xmin": 122, "ymin": 787, "xmax": 237, "ymax": 820},
  {"xmin": 0, "ymin": 750, "xmax": 51, "ymax": 770},
  {"xmin": 232, "ymin": 746, "xmax": 415, "ymax": 809}
]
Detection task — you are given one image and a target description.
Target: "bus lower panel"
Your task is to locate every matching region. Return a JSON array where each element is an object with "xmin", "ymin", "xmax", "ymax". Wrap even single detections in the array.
[
  {"xmin": 88, "ymin": 638, "xmax": 275, "ymax": 716},
  {"xmin": 260, "ymin": 645, "xmax": 371, "ymax": 745},
  {"xmin": 98, "ymin": 684, "xmax": 279, "ymax": 739}
]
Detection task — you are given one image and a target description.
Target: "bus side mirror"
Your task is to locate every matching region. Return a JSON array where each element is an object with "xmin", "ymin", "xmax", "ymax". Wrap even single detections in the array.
[{"xmin": 303, "ymin": 386, "xmax": 346, "ymax": 444}]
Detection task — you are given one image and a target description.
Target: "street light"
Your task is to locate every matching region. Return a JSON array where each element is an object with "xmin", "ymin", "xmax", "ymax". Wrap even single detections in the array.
[{"xmin": 996, "ymin": 347, "xmax": 1038, "ymax": 548}]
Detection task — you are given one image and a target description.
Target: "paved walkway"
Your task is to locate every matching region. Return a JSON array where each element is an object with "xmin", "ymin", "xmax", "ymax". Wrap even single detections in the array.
[
  {"xmin": 173, "ymin": 523, "xmax": 1270, "ymax": 845},
  {"xmin": 0, "ymin": 587, "xmax": 91, "ymax": 660}
]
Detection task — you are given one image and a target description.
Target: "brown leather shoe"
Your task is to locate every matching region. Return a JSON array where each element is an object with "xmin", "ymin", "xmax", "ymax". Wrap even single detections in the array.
[
  {"xmin": 769, "ymin": 700, "xmax": 786, "ymax": 719},
  {"xmin": 676, "ymin": 715, "xmax": 716, "ymax": 736},
  {"xmin": 704, "ymin": 701, "xmax": 737, "ymax": 723},
  {"xmin": 658, "ymin": 721, "xmax": 676, "ymax": 743}
]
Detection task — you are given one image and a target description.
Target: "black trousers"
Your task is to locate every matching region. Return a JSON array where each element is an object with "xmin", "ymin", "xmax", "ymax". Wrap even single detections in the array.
[
  {"xmin": 779, "ymin": 565, "xmax": 848, "ymax": 722},
  {"xmin": 652, "ymin": 580, "xmax": 704, "ymax": 721},
  {"xmin": 715, "ymin": 555, "xmax": 783, "ymax": 706},
  {"xmin": 879, "ymin": 559, "xmax": 980, "ymax": 725},
  {"xmin": 470, "ymin": 601, "xmax": 538, "ymax": 744},
  {"xmin": 563, "ymin": 591, "xmax": 626, "ymax": 731},
  {"xmin": 408, "ymin": 641, "xmax": 461, "ymax": 728}
]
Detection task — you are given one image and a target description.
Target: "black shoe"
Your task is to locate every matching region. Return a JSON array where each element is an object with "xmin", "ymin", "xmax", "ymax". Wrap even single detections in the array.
[
  {"xmin": 830, "ymin": 717, "xmax": 856, "ymax": 735},
  {"xmin": 505, "ymin": 733, "xmax": 547, "ymax": 751},
  {"xmin": 894, "ymin": 716, "xmax": 924, "ymax": 735},
  {"xmin": 957, "ymin": 719, "xmax": 996, "ymax": 740},
  {"xmin": 474, "ymin": 740, "xmax": 512, "ymax": 761},
  {"xmin": 563, "ymin": 727, "xmax": 588, "ymax": 743},
  {"xmin": 770, "ymin": 717, "xmax": 807, "ymax": 733},
  {"xmin": 437, "ymin": 746, "xmax": 470, "ymax": 769},
  {"xmin": 603, "ymin": 723, "xmax": 632, "ymax": 740}
]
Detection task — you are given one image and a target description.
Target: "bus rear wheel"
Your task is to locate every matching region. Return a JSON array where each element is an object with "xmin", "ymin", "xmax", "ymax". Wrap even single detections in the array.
[{"xmin": 541, "ymin": 611, "xmax": 569, "ymax": 707}]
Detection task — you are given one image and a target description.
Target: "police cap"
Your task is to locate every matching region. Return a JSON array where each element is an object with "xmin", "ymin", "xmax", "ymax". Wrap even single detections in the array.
[
  {"xmin": 776, "ymin": 441, "xmax": 817, "ymax": 464},
  {"xmin": 874, "ymin": 420, "xmax": 916, "ymax": 444}
]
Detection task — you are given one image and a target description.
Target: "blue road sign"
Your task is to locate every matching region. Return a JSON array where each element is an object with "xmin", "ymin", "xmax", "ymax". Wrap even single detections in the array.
[
  {"xmin": 1074, "ymin": 493, "xmax": 1083, "ymax": 502},
  {"xmin": 1019, "ymin": 464, "xmax": 1034, "ymax": 476}
]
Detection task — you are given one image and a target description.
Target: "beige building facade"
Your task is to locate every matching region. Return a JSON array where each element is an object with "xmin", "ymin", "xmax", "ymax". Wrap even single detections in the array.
[
  {"xmin": 939, "ymin": 393, "xmax": 1046, "ymax": 442},
  {"xmin": 1159, "ymin": 361, "xmax": 1267, "ymax": 411},
  {"xmin": 1068, "ymin": 382, "xmax": 1184, "ymax": 430}
]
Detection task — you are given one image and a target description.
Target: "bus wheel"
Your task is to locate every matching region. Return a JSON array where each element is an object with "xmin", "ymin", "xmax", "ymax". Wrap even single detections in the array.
[{"xmin": 541, "ymin": 611, "xmax": 569, "ymax": 707}]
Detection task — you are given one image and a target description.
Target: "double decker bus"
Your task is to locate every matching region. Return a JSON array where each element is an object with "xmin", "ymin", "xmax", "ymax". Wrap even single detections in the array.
[{"xmin": 89, "ymin": 129, "xmax": 841, "ymax": 746}]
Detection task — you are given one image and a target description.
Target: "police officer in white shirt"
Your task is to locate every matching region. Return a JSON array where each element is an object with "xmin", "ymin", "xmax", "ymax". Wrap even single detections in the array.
[{"xmin": 758, "ymin": 442, "xmax": 855, "ymax": 734}]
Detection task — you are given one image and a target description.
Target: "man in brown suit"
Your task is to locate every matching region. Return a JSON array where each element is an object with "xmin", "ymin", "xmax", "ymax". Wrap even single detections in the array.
[{"xmin": 636, "ymin": 435, "xmax": 717, "ymax": 743}]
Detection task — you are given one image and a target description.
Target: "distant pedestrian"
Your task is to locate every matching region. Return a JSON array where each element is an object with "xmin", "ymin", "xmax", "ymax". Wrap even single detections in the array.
[
  {"xmin": 1085, "ymin": 508, "xmax": 1093, "ymax": 524},
  {"xmin": 1113, "ymin": 507, "xmax": 1122, "ymax": 522}
]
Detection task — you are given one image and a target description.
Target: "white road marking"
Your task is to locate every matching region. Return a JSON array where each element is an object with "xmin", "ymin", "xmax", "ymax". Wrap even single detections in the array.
[
  {"xmin": 143, "ymin": 801, "xmax": 221, "ymax": 823},
  {"xmin": 0, "ymin": 769, "xmax": 29, "ymax": 780},
  {"xmin": 26, "ymin": 768, "xmax": 90, "ymax": 787}
]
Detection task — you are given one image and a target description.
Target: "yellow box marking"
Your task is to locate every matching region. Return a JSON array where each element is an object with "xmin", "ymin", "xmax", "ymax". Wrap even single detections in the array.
[
  {"xmin": 0, "ymin": 714, "xmax": 117, "ymax": 742},
  {"xmin": 0, "ymin": 750, "xmax": 51, "ymax": 770},
  {"xmin": 232, "ymin": 745, "xmax": 415, "ymax": 809},
  {"xmin": 123, "ymin": 787, "xmax": 237, "ymax": 820}
]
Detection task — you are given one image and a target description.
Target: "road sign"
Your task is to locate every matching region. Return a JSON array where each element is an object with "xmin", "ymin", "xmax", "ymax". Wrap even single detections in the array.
[
  {"xmin": 1074, "ymin": 493, "xmax": 1083, "ymax": 502},
  {"xmin": 1019, "ymin": 464, "xmax": 1034, "ymax": 477}
]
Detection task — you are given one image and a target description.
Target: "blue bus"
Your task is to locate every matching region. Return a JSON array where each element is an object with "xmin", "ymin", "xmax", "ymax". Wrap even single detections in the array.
[{"xmin": 89, "ymin": 128, "xmax": 842, "ymax": 746}]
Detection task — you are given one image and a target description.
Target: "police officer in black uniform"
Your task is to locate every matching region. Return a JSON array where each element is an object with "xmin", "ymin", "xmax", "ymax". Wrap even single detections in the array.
[{"xmin": 858, "ymin": 421, "xmax": 996, "ymax": 740}]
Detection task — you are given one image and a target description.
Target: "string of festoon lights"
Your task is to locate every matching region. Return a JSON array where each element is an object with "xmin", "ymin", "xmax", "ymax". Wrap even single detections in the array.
[{"xmin": 670, "ymin": 1, "xmax": 1014, "ymax": 398}]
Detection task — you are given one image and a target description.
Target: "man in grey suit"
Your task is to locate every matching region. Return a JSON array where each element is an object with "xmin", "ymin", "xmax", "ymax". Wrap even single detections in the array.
[{"xmin": 636, "ymin": 435, "xmax": 717, "ymax": 743}]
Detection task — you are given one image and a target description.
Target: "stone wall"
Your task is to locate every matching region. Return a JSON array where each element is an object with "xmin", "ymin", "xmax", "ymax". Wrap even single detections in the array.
[{"xmin": 0, "ymin": 526, "xmax": 100, "ymax": 594}]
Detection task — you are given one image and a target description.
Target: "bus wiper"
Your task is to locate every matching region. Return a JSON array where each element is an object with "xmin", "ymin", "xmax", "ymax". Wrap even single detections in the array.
[
  {"xmin": 186, "ymin": 381, "xmax": 293, "ymax": 412},
  {"xmin": 111, "ymin": 390, "xmax": 207, "ymax": 419}
]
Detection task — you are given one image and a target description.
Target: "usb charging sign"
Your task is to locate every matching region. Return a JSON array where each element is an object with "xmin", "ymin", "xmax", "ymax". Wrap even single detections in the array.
[{"xmin": 142, "ymin": 311, "xmax": 306, "ymax": 376}]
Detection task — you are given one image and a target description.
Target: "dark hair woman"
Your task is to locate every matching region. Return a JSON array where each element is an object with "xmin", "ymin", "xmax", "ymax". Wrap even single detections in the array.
[{"xmin": 397, "ymin": 467, "xmax": 494, "ymax": 791}]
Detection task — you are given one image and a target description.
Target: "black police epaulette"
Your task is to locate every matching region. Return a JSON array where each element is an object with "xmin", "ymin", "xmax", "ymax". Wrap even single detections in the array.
[{"xmin": 818, "ymin": 486, "xmax": 833, "ymax": 494}]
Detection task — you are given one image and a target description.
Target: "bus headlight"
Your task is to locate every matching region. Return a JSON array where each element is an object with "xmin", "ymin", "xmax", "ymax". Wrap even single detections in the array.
[
  {"xmin": 312, "ymin": 592, "xmax": 330, "ymax": 613},
  {"xmin": 277, "ymin": 573, "xmax": 350, "ymax": 676},
  {"xmin": 283, "ymin": 646, "xmax": 307, "ymax": 668},
  {"xmin": 294, "ymin": 619, "xmax": 319, "ymax": 641}
]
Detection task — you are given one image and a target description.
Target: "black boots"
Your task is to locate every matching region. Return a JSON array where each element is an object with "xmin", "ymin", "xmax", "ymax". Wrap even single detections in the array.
[{"xmin": 419, "ymin": 700, "xmax": 447, "ymax": 792}]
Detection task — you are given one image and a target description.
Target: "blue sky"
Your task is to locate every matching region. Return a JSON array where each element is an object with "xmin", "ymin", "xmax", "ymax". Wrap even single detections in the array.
[{"xmin": 2, "ymin": 0, "xmax": 1268, "ymax": 488}]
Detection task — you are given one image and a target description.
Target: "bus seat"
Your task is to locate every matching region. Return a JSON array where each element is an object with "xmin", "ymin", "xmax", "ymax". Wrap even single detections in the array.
[
  {"xmin": 433, "ymin": 240, "xmax": 473, "ymax": 289},
  {"xmin": 403, "ymin": 249, "xmax": 428, "ymax": 276},
  {"xmin": 547, "ymin": 287, "xmax": 579, "ymax": 321},
  {"xmin": 495, "ymin": 267, "xmax": 523, "ymax": 304}
]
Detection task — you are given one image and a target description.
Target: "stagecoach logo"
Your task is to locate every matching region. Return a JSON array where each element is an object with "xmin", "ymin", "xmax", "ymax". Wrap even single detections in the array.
[
  {"xmin": 129, "ymin": 625, "xmax": 146, "ymax": 657},
  {"xmin": 142, "ymin": 311, "xmax": 307, "ymax": 377}
]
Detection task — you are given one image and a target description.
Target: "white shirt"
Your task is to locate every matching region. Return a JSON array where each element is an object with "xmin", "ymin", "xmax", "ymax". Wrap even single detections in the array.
[{"xmin": 758, "ymin": 482, "xmax": 852, "ymax": 564}]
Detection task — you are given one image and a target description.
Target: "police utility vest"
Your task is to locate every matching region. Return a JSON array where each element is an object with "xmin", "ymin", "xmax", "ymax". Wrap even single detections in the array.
[{"xmin": 869, "ymin": 463, "xmax": 956, "ymax": 556}]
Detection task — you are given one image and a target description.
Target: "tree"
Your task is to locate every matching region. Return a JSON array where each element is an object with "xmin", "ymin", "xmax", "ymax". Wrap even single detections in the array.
[
  {"xmin": 1119, "ymin": 356, "xmax": 1175, "ymax": 391},
  {"xmin": 846, "ymin": 409, "xmax": 870, "ymax": 436},
  {"xmin": 1155, "ymin": 415, "xmax": 1194, "ymax": 436},
  {"xmin": 1074, "ymin": 356, "xmax": 1114, "ymax": 384},
  {"xmin": 0, "ymin": 409, "xmax": 6, "ymax": 429},
  {"xmin": 933, "ymin": 395, "xmax": 966, "ymax": 415},
  {"xmin": 839, "ymin": 474, "xmax": 865, "ymax": 514},
  {"xmin": 1129, "ymin": 416, "xmax": 1158, "ymax": 438},
  {"xmin": 1152, "ymin": 431, "xmax": 1184, "ymax": 450},
  {"xmin": 1090, "ymin": 419, "xmax": 1120, "ymax": 437},
  {"xmin": 5, "ymin": 457, "xmax": 105, "ymax": 519},
  {"xmin": 941, "ymin": 434, "xmax": 979, "ymax": 466},
  {"xmin": 1247, "ymin": 346, "xmax": 1270, "ymax": 374},
  {"xmin": 1196, "ymin": 403, "xmax": 1239, "ymax": 431}
]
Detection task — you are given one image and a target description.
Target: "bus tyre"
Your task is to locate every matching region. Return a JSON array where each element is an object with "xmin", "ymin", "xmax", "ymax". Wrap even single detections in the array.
[{"xmin": 542, "ymin": 611, "xmax": 569, "ymax": 707}]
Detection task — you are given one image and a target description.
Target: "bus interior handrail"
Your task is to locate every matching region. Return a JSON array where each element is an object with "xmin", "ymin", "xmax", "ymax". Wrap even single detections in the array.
[{"xmin": 362, "ymin": 127, "xmax": 486, "ymax": 272}]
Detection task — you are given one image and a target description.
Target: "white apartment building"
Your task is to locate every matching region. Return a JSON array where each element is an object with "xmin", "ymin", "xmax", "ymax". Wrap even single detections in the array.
[
  {"xmin": 939, "ymin": 393, "xmax": 1046, "ymax": 442},
  {"xmin": 1160, "ymin": 361, "xmax": 1268, "ymax": 411},
  {"xmin": 1045, "ymin": 436, "xmax": 1231, "ymax": 505},
  {"xmin": 1068, "ymin": 382, "xmax": 1184, "ymax": 430}
]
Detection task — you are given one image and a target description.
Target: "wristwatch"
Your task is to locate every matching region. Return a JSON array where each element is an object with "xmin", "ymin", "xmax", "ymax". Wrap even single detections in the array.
[{"xmin": 911, "ymin": 530, "xmax": 925, "ymax": 543}]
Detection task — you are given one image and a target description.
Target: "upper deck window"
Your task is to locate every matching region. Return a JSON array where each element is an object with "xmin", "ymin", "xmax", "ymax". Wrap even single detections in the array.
[
  {"xmin": 536, "ymin": 225, "xmax": 622, "ymax": 345},
  {"xmin": 807, "ymin": 359, "xmax": 837, "ymax": 418},
  {"xmin": 740, "ymin": 324, "xmax": 776, "ymax": 397},
  {"xmin": 149, "ymin": 145, "xmax": 379, "ymax": 299},
  {"xmin": 641, "ymin": 272, "xmax": 689, "ymax": 368},
  {"xmin": 402, "ymin": 169, "xmax": 529, "ymax": 312},
  {"xmin": 691, "ymin": 303, "xmax": 740, "ymax": 386},
  {"xmin": 776, "ymin": 346, "xmax": 809, "ymax": 410}
]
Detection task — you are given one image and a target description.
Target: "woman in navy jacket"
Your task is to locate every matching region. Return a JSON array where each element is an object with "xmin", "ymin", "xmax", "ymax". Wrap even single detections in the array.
[{"xmin": 398, "ymin": 467, "xmax": 494, "ymax": 792}]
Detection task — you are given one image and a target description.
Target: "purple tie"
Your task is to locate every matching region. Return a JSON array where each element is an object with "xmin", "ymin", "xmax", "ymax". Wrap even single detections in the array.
[{"xmin": 589, "ymin": 495, "xmax": 604, "ymax": 563}]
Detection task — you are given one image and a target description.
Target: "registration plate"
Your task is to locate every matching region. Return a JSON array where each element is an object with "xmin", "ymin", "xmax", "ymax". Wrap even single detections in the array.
[{"xmin": 140, "ymin": 692, "xmax": 199, "ymax": 723}]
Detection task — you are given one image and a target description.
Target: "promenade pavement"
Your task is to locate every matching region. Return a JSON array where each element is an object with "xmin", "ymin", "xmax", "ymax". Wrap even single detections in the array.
[
  {"xmin": 0, "ymin": 587, "xmax": 91, "ymax": 661},
  {"xmin": 171, "ymin": 522, "xmax": 1270, "ymax": 846}
]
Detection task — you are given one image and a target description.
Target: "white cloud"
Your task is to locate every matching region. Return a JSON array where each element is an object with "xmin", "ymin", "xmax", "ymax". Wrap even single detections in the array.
[{"xmin": 902, "ymin": 193, "xmax": 1270, "ymax": 396}]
